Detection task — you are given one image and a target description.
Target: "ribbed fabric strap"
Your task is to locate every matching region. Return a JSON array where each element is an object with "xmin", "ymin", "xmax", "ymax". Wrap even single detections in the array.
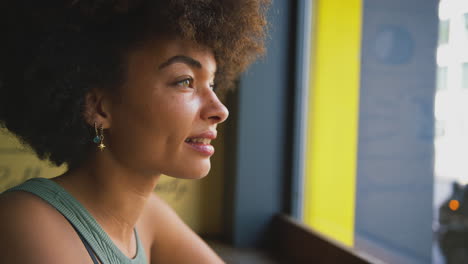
[
  {"xmin": 71, "ymin": 221, "xmax": 100, "ymax": 264},
  {"xmin": 4, "ymin": 178, "xmax": 147, "ymax": 264}
]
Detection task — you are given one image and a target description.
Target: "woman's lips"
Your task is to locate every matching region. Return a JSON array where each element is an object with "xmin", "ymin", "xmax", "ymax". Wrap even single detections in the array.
[
  {"xmin": 185, "ymin": 141, "xmax": 215, "ymax": 156},
  {"xmin": 185, "ymin": 131, "xmax": 217, "ymax": 156}
]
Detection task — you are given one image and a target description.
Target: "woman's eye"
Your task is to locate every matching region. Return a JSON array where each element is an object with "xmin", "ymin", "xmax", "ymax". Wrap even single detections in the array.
[
  {"xmin": 176, "ymin": 78, "xmax": 193, "ymax": 88},
  {"xmin": 210, "ymin": 83, "xmax": 217, "ymax": 92}
]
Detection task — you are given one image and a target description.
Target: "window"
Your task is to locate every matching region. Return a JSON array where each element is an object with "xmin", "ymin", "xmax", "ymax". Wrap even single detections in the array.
[
  {"xmin": 435, "ymin": 120, "xmax": 446, "ymax": 138},
  {"xmin": 439, "ymin": 20, "xmax": 450, "ymax": 45},
  {"xmin": 437, "ymin": 66, "xmax": 449, "ymax": 91},
  {"xmin": 464, "ymin": 13, "xmax": 468, "ymax": 39},
  {"xmin": 462, "ymin": 63, "xmax": 468, "ymax": 89}
]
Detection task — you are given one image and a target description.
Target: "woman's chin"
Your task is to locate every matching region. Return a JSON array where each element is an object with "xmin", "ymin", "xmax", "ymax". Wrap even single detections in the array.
[
  {"xmin": 171, "ymin": 171, "xmax": 209, "ymax": 180},
  {"xmin": 187, "ymin": 167, "xmax": 211, "ymax": 179},
  {"xmin": 167, "ymin": 162, "xmax": 211, "ymax": 179}
]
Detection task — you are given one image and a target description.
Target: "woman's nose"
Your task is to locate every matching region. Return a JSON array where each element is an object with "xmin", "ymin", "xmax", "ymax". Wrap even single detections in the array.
[{"xmin": 201, "ymin": 91, "xmax": 229, "ymax": 124}]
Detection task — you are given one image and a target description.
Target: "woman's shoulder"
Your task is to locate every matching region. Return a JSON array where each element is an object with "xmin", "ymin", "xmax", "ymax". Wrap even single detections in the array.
[
  {"xmin": 0, "ymin": 188, "xmax": 54, "ymax": 214},
  {"xmin": 137, "ymin": 192, "xmax": 181, "ymax": 246},
  {"xmin": 138, "ymin": 192, "xmax": 224, "ymax": 264},
  {"xmin": 139, "ymin": 192, "xmax": 195, "ymax": 241},
  {"xmin": 0, "ymin": 191, "xmax": 93, "ymax": 263},
  {"xmin": 0, "ymin": 184, "xmax": 69, "ymax": 233},
  {"xmin": 0, "ymin": 190, "xmax": 63, "ymax": 233}
]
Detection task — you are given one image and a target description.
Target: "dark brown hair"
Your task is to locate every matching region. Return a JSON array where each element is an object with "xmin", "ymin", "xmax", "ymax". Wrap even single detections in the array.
[{"xmin": 0, "ymin": 0, "xmax": 269, "ymax": 167}]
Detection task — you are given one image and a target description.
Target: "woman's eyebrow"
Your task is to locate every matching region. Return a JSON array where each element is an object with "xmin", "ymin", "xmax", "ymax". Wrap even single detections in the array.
[{"xmin": 158, "ymin": 55, "xmax": 202, "ymax": 70}]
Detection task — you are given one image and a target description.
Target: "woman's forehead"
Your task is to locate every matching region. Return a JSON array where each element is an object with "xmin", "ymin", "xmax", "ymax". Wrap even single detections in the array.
[{"xmin": 132, "ymin": 37, "xmax": 217, "ymax": 73}]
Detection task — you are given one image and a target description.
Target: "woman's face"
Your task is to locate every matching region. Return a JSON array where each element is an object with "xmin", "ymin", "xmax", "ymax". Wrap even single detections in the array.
[{"xmin": 105, "ymin": 37, "xmax": 228, "ymax": 179}]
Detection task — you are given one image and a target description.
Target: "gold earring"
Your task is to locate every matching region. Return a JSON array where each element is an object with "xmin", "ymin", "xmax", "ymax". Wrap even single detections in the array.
[{"xmin": 93, "ymin": 122, "xmax": 106, "ymax": 151}]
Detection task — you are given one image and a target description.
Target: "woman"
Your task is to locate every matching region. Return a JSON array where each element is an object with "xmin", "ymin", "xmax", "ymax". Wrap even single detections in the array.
[{"xmin": 0, "ymin": 0, "xmax": 268, "ymax": 263}]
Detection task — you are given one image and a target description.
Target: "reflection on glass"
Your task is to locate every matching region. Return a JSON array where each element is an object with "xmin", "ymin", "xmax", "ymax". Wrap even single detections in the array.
[
  {"xmin": 437, "ymin": 182, "xmax": 468, "ymax": 264},
  {"xmin": 434, "ymin": 1, "xmax": 468, "ymax": 263}
]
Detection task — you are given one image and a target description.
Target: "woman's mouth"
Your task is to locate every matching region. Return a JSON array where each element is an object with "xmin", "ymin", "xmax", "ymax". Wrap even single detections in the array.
[{"xmin": 184, "ymin": 137, "xmax": 215, "ymax": 156}]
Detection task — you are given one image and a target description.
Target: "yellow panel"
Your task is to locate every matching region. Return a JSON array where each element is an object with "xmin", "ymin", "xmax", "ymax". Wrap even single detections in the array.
[
  {"xmin": 0, "ymin": 129, "xmax": 67, "ymax": 190},
  {"xmin": 303, "ymin": 0, "xmax": 362, "ymax": 246}
]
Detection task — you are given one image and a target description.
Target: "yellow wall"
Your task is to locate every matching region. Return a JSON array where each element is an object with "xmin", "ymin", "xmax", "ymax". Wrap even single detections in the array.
[
  {"xmin": 303, "ymin": 0, "xmax": 362, "ymax": 246},
  {"xmin": 0, "ymin": 126, "xmax": 225, "ymax": 235}
]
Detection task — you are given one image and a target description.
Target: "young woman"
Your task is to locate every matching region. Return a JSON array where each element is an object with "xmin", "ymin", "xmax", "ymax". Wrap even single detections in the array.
[{"xmin": 0, "ymin": 0, "xmax": 268, "ymax": 263}]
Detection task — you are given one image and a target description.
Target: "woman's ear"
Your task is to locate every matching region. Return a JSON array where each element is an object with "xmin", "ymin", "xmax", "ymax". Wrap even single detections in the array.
[{"xmin": 83, "ymin": 89, "xmax": 112, "ymax": 129}]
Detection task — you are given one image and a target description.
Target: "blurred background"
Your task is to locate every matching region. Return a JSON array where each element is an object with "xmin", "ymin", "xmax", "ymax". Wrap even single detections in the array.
[{"xmin": 1, "ymin": 0, "xmax": 466, "ymax": 263}]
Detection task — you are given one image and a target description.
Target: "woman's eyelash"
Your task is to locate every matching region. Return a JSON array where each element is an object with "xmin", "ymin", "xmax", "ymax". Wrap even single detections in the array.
[
  {"xmin": 210, "ymin": 83, "xmax": 217, "ymax": 92},
  {"xmin": 173, "ymin": 78, "xmax": 216, "ymax": 92}
]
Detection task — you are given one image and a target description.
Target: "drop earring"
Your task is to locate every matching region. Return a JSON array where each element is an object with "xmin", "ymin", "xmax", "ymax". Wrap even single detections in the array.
[{"xmin": 93, "ymin": 122, "xmax": 106, "ymax": 151}]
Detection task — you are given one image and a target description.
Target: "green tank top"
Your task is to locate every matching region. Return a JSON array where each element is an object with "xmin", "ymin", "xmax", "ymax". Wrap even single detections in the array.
[{"xmin": 4, "ymin": 178, "xmax": 148, "ymax": 264}]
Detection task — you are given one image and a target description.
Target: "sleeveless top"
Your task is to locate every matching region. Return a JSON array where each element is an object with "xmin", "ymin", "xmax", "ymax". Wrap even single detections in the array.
[{"xmin": 4, "ymin": 178, "xmax": 148, "ymax": 264}]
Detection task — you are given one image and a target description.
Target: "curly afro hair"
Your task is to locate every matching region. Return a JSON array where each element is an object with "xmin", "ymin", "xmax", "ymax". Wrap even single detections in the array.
[{"xmin": 0, "ymin": 0, "xmax": 269, "ymax": 168}]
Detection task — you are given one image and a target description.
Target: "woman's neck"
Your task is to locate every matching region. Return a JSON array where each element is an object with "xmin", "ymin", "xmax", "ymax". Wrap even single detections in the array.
[{"xmin": 53, "ymin": 152, "xmax": 160, "ymax": 256}]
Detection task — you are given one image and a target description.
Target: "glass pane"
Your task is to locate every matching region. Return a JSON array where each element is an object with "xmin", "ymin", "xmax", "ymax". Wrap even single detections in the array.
[{"xmin": 434, "ymin": 1, "xmax": 468, "ymax": 264}]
